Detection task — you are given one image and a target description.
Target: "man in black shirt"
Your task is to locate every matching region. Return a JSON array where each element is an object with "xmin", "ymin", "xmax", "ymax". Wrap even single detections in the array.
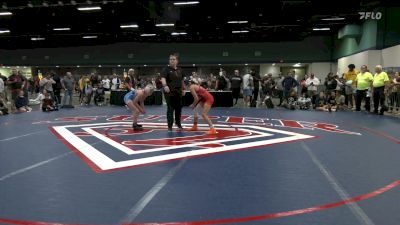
[
  {"xmin": 230, "ymin": 70, "xmax": 242, "ymax": 105},
  {"xmin": 251, "ymin": 69, "xmax": 261, "ymax": 104},
  {"xmin": 161, "ymin": 53, "xmax": 184, "ymax": 131}
]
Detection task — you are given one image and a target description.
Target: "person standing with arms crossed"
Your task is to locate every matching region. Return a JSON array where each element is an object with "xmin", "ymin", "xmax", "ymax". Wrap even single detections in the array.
[{"xmin": 161, "ymin": 53, "xmax": 184, "ymax": 131}]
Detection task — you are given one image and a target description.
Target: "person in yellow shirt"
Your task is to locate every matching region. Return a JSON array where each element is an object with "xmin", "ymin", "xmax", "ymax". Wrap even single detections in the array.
[
  {"xmin": 355, "ymin": 65, "xmax": 373, "ymax": 112},
  {"xmin": 343, "ymin": 64, "xmax": 359, "ymax": 109},
  {"xmin": 372, "ymin": 65, "xmax": 390, "ymax": 115}
]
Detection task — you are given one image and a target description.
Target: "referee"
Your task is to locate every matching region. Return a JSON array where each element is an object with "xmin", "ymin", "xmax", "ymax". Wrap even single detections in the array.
[{"xmin": 161, "ymin": 53, "xmax": 184, "ymax": 131}]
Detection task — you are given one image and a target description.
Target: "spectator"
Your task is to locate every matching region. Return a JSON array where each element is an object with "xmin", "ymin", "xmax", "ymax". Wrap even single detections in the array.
[
  {"xmin": 15, "ymin": 90, "xmax": 31, "ymax": 113},
  {"xmin": 300, "ymin": 75, "xmax": 308, "ymax": 95},
  {"xmin": 372, "ymin": 65, "xmax": 390, "ymax": 115},
  {"xmin": 102, "ymin": 75, "xmax": 111, "ymax": 91},
  {"xmin": 0, "ymin": 75, "xmax": 4, "ymax": 100},
  {"xmin": 39, "ymin": 73, "xmax": 56, "ymax": 101},
  {"xmin": 61, "ymin": 72, "xmax": 75, "ymax": 108},
  {"xmin": 42, "ymin": 90, "xmax": 56, "ymax": 112},
  {"xmin": 335, "ymin": 91, "xmax": 346, "ymax": 110},
  {"xmin": 251, "ymin": 69, "xmax": 261, "ymax": 105},
  {"xmin": 0, "ymin": 96, "xmax": 8, "ymax": 115},
  {"xmin": 388, "ymin": 72, "xmax": 400, "ymax": 114},
  {"xmin": 298, "ymin": 93, "xmax": 311, "ymax": 110},
  {"xmin": 324, "ymin": 73, "xmax": 337, "ymax": 92},
  {"xmin": 216, "ymin": 69, "xmax": 228, "ymax": 91},
  {"xmin": 111, "ymin": 74, "xmax": 121, "ymax": 91},
  {"xmin": 230, "ymin": 70, "xmax": 242, "ymax": 105},
  {"xmin": 242, "ymin": 72, "xmax": 254, "ymax": 107},
  {"xmin": 317, "ymin": 91, "xmax": 337, "ymax": 112},
  {"xmin": 355, "ymin": 65, "xmax": 373, "ymax": 112},
  {"xmin": 343, "ymin": 64, "xmax": 359, "ymax": 109},
  {"xmin": 51, "ymin": 71, "xmax": 62, "ymax": 104},
  {"xmin": 275, "ymin": 73, "xmax": 284, "ymax": 106},
  {"xmin": 305, "ymin": 73, "xmax": 320, "ymax": 108},
  {"xmin": 282, "ymin": 71, "xmax": 298, "ymax": 103},
  {"xmin": 7, "ymin": 68, "xmax": 26, "ymax": 112}
]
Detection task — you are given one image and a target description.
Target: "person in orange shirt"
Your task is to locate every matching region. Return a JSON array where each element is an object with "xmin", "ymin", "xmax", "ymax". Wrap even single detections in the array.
[{"xmin": 343, "ymin": 64, "xmax": 359, "ymax": 109}]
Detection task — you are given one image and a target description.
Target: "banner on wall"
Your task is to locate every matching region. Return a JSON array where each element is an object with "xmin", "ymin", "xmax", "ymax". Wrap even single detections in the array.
[{"xmin": 0, "ymin": 67, "xmax": 32, "ymax": 78}]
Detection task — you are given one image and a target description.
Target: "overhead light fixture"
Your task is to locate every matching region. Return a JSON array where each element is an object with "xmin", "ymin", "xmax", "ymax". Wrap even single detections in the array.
[
  {"xmin": 31, "ymin": 37, "xmax": 45, "ymax": 41},
  {"xmin": 120, "ymin": 24, "xmax": 138, "ymax": 28},
  {"xmin": 140, "ymin": 33, "xmax": 156, "ymax": 37},
  {"xmin": 232, "ymin": 30, "xmax": 249, "ymax": 33},
  {"xmin": 293, "ymin": 63, "xmax": 301, "ymax": 67},
  {"xmin": 58, "ymin": 1, "xmax": 64, "ymax": 6},
  {"xmin": 322, "ymin": 17, "xmax": 345, "ymax": 21},
  {"xmin": 218, "ymin": 64, "xmax": 221, "ymax": 66},
  {"xmin": 227, "ymin": 21, "xmax": 248, "ymax": 24},
  {"xmin": 102, "ymin": 0, "xmax": 108, "ymax": 4},
  {"xmin": 82, "ymin": 35, "xmax": 97, "ymax": 38},
  {"xmin": 245, "ymin": 63, "xmax": 248, "ymax": 66},
  {"xmin": 171, "ymin": 32, "xmax": 187, "ymax": 36},
  {"xmin": 117, "ymin": 65, "xmax": 121, "ymax": 67},
  {"xmin": 56, "ymin": 66, "xmax": 60, "ymax": 68},
  {"xmin": 313, "ymin": 27, "xmax": 330, "ymax": 31},
  {"xmin": 77, "ymin": 65, "xmax": 80, "ymax": 67},
  {"xmin": 53, "ymin": 27, "xmax": 71, "ymax": 31},
  {"xmin": 144, "ymin": 64, "xmax": 147, "ymax": 67},
  {"xmin": 71, "ymin": 0, "xmax": 76, "ymax": 5},
  {"xmin": 0, "ymin": 12, "xmax": 12, "ymax": 16},
  {"xmin": 173, "ymin": 1, "xmax": 199, "ymax": 5},
  {"xmin": 156, "ymin": 23, "xmax": 175, "ymax": 27},
  {"xmin": 272, "ymin": 63, "xmax": 276, "ymax": 66},
  {"xmin": 192, "ymin": 64, "xmax": 196, "ymax": 67},
  {"xmin": 77, "ymin": 6, "xmax": 101, "ymax": 11},
  {"xmin": 98, "ymin": 65, "xmax": 102, "ymax": 67},
  {"xmin": 42, "ymin": 2, "xmax": 49, "ymax": 7},
  {"xmin": 0, "ymin": 29, "xmax": 11, "ymax": 34},
  {"xmin": 27, "ymin": 2, "xmax": 33, "ymax": 7}
]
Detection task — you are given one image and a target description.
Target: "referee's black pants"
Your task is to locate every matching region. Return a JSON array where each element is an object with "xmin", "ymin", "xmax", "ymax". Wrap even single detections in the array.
[{"xmin": 165, "ymin": 90, "xmax": 182, "ymax": 129}]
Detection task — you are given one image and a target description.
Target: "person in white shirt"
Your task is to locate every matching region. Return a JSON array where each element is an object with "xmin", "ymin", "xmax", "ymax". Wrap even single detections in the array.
[
  {"xmin": 0, "ymin": 78, "xmax": 4, "ymax": 99},
  {"xmin": 111, "ymin": 74, "xmax": 121, "ymax": 91},
  {"xmin": 242, "ymin": 73, "xmax": 254, "ymax": 106},
  {"xmin": 305, "ymin": 73, "xmax": 320, "ymax": 108},
  {"xmin": 102, "ymin": 76, "xmax": 111, "ymax": 91},
  {"xmin": 29, "ymin": 89, "xmax": 45, "ymax": 108}
]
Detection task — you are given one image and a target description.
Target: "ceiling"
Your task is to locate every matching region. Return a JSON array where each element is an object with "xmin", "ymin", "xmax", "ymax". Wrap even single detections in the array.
[{"xmin": 0, "ymin": 0, "xmax": 393, "ymax": 49}]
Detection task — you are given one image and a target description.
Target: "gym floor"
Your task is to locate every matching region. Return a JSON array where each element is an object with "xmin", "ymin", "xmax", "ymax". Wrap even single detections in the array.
[{"xmin": 0, "ymin": 105, "xmax": 399, "ymax": 225}]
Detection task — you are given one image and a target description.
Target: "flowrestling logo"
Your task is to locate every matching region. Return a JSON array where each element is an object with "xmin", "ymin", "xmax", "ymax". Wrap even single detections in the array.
[{"xmin": 46, "ymin": 115, "xmax": 360, "ymax": 172}]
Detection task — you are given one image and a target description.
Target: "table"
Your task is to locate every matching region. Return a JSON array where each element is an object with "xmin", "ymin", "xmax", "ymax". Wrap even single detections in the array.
[
  {"xmin": 110, "ymin": 90, "xmax": 163, "ymax": 106},
  {"xmin": 183, "ymin": 91, "xmax": 233, "ymax": 107}
]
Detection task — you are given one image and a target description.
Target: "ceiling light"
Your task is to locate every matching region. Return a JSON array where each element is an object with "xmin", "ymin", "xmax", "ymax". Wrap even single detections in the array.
[
  {"xmin": 77, "ymin": 65, "xmax": 80, "ymax": 67},
  {"xmin": 0, "ymin": 12, "xmax": 12, "ymax": 16},
  {"xmin": 227, "ymin": 21, "xmax": 248, "ymax": 24},
  {"xmin": 192, "ymin": 64, "xmax": 196, "ymax": 67},
  {"xmin": 293, "ymin": 63, "xmax": 301, "ymax": 67},
  {"xmin": 77, "ymin": 6, "xmax": 101, "ymax": 11},
  {"xmin": 31, "ymin": 37, "xmax": 45, "ymax": 41},
  {"xmin": 171, "ymin": 32, "xmax": 187, "ymax": 36},
  {"xmin": 98, "ymin": 65, "xmax": 102, "ymax": 67},
  {"xmin": 322, "ymin": 17, "xmax": 345, "ymax": 21},
  {"xmin": 218, "ymin": 64, "xmax": 221, "ymax": 66},
  {"xmin": 173, "ymin": 1, "xmax": 200, "ymax": 5},
  {"xmin": 58, "ymin": 1, "xmax": 64, "ymax": 6},
  {"xmin": 102, "ymin": 0, "xmax": 108, "ymax": 4},
  {"xmin": 245, "ymin": 63, "xmax": 248, "ymax": 66},
  {"xmin": 144, "ymin": 64, "xmax": 147, "ymax": 67},
  {"xmin": 71, "ymin": 0, "xmax": 76, "ymax": 5},
  {"xmin": 42, "ymin": 2, "xmax": 49, "ymax": 7},
  {"xmin": 56, "ymin": 66, "xmax": 60, "ymax": 68},
  {"xmin": 140, "ymin": 33, "xmax": 156, "ymax": 37},
  {"xmin": 53, "ymin": 27, "xmax": 71, "ymax": 31},
  {"xmin": 0, "ymin": 29, "xmax": 11, "ymax": 34},
  {"xmin": 120, "ymin": 24, "xmax": 138, "ymax": 28},
  {"xmin": 313, "ymin": 27, "xmax": 330, "ymax": 31},
  {"xmin": 156, "ymin": 23, "xmax": 174, "ymax": 27},
  {"xmin": 232, "ymin": 30, "xmax": 249, "ymax": 33},
  {"xmin": 82, "ymin": 35, "xmax": 97, "ymax": 38},
  {"xmin": 117, "ymin": 65, "xmax": 121, "ymax": 67},
  {"xmin": 272, "ymin": 63, "xmax": 276, "ymax": 66}
]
